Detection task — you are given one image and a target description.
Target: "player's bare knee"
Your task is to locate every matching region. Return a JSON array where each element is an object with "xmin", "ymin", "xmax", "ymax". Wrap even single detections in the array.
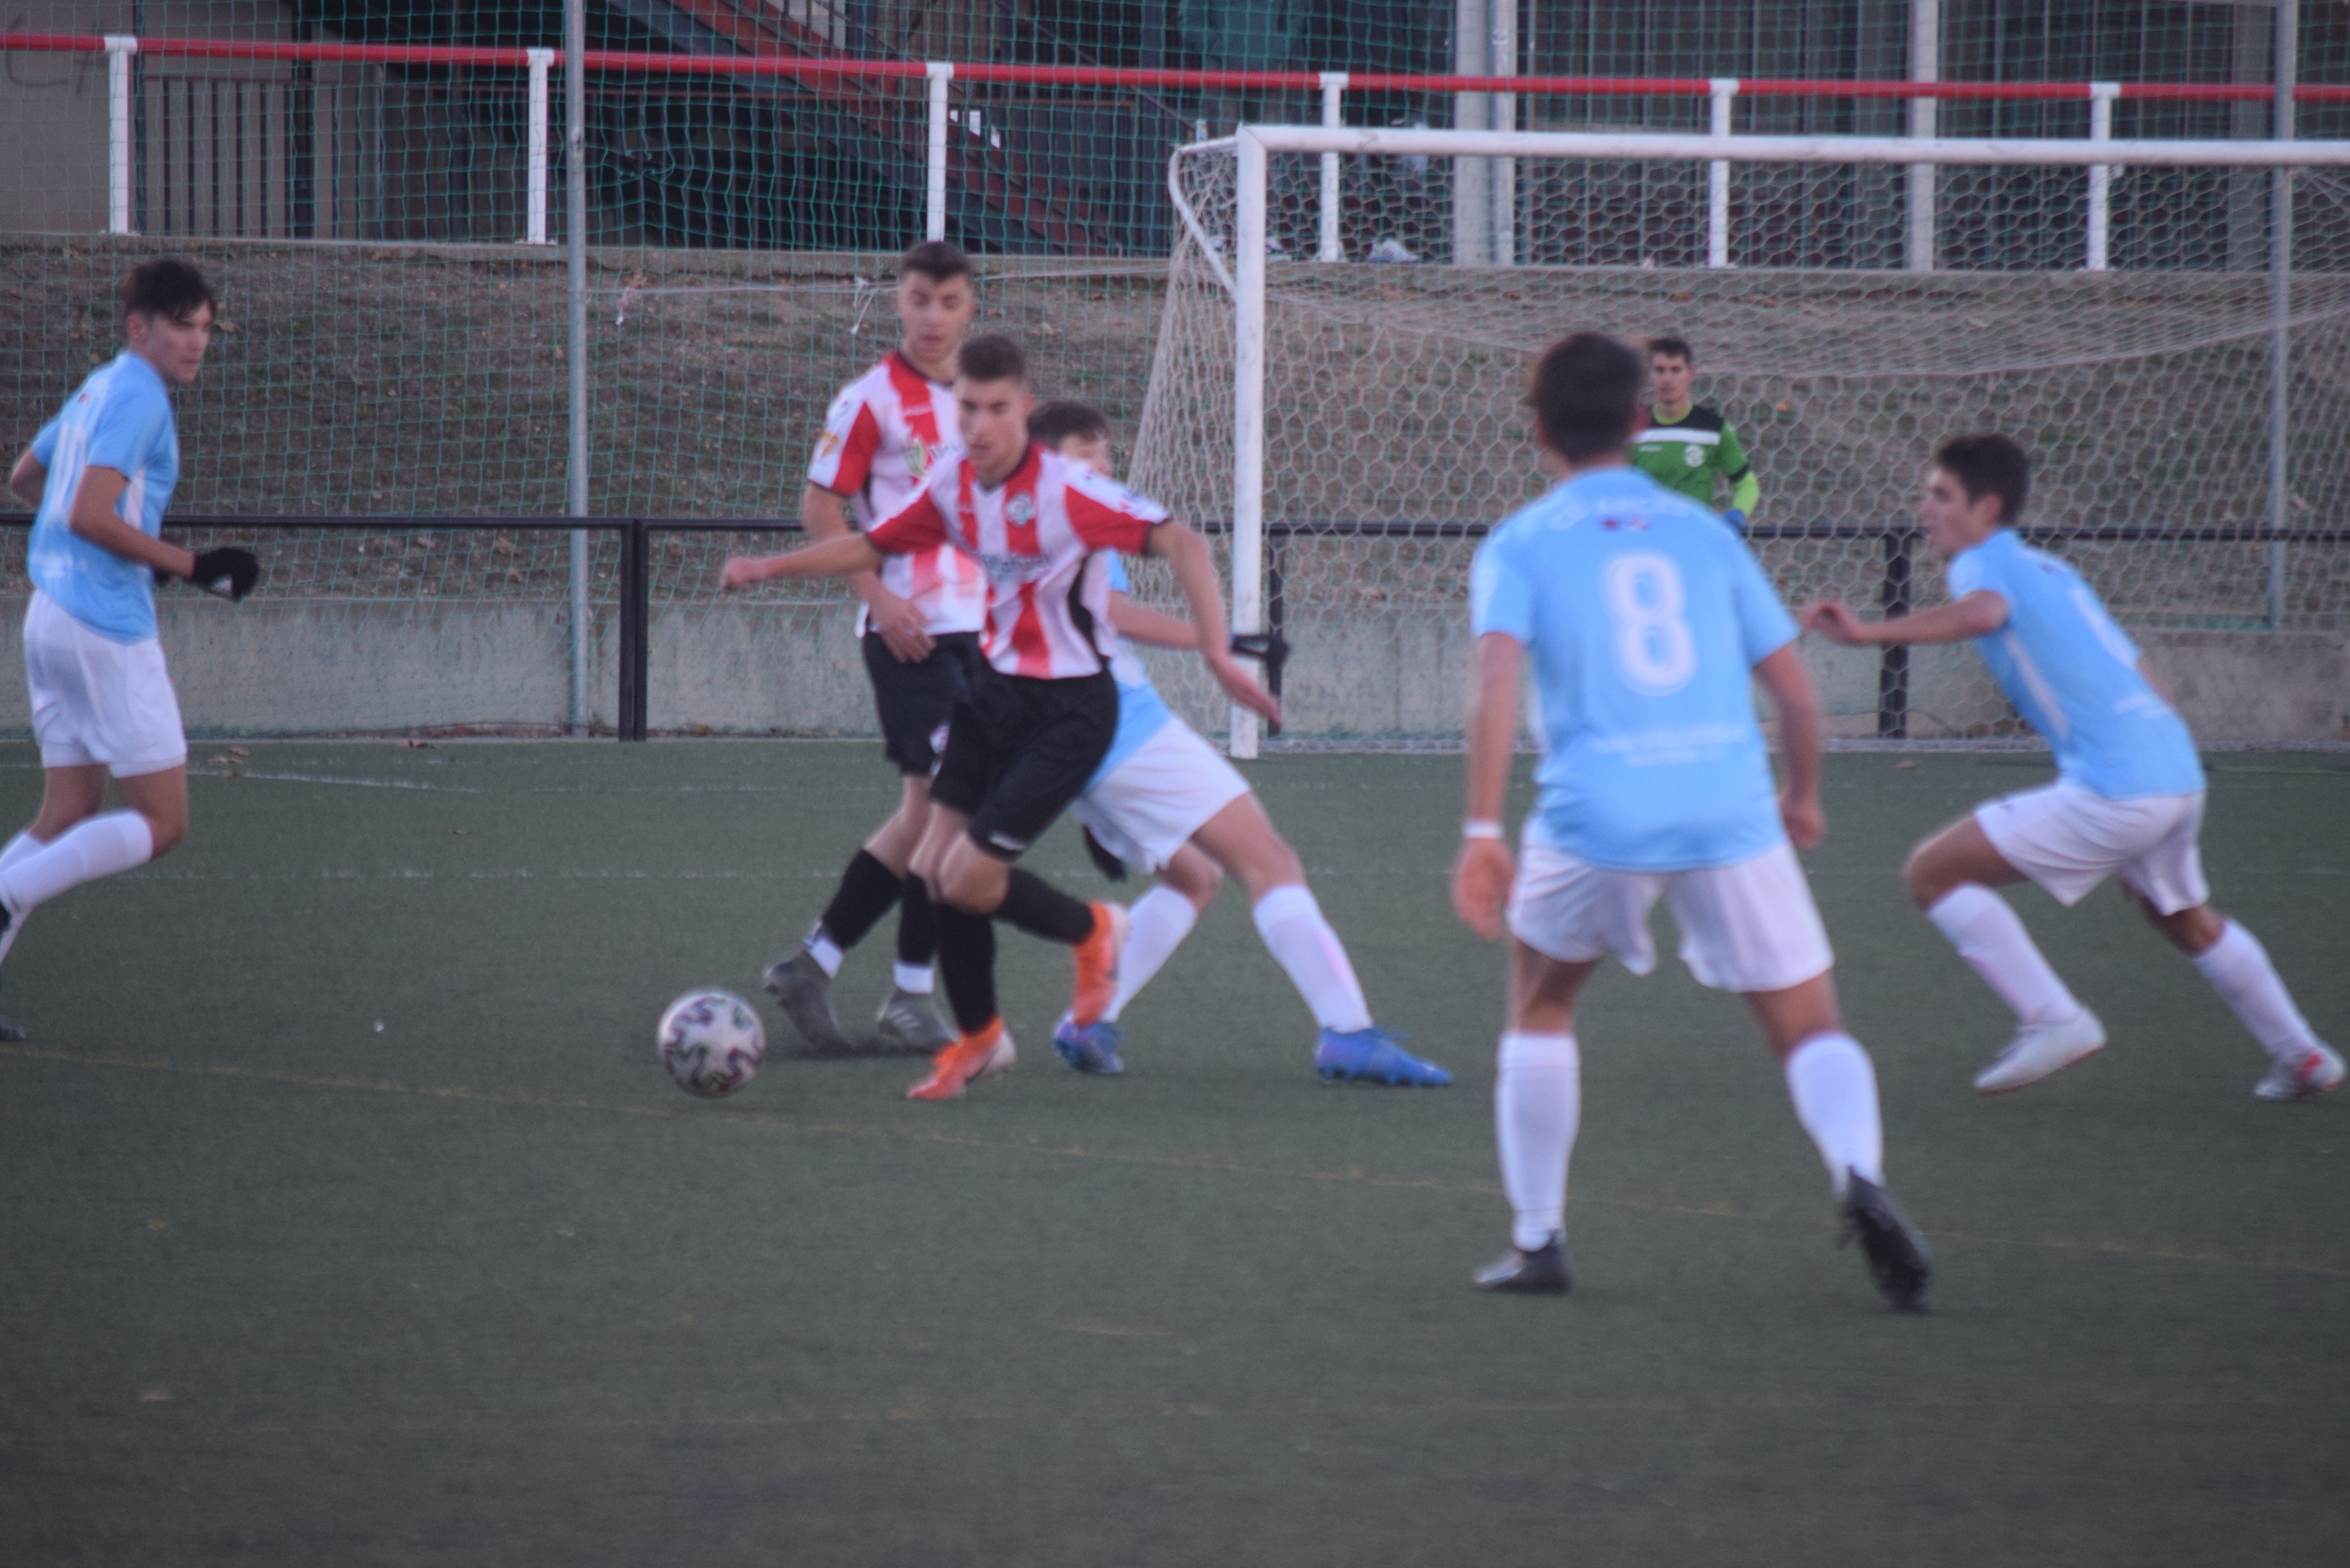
[
  {"xmin": 2151, "ymin": 899, "xmax": 2224, "ymax": 955},
  {"xmin": 1234, "ymin": 844, "xmax": 1304, "ymax": 903},
  {"xmin": 1161, "ymin": 852, "xmax": 1222, "ymax": 909},
  {"xmin": 143, "ymin": 812, "xmax": 186, "ymax": 857},
  {"xmin": 1900, "ymin": 844, "xmax": 1946, "ymax": 907}
]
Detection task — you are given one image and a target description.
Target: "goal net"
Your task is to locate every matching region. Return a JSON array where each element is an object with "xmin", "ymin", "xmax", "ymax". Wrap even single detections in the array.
[{"xmin": 1132, "ymin": 129, "xmax": 2350, "ymax": 754}]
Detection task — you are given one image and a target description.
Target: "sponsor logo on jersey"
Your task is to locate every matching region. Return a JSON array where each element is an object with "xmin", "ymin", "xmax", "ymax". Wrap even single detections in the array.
[
  {"xmin": 975, "ymin": 551, "xmax": 1052, "ymax": 586},
  {"xmin": 815, "ymin": 429, "xmax": 842, "ymax": 460}
]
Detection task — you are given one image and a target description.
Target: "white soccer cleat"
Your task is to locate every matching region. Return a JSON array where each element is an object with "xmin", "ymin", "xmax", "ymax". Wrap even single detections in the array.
[
  {"xmin": 2254, "ymin": 1042, "xmax": 2345, "ymax": 1102},
  {"xmin": 1973, "ymin": 1009, "xmax": 2107, "ymax": 1094}
]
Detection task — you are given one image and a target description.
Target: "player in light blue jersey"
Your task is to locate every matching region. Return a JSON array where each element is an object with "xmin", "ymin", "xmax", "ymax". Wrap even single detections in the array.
[
  {"xmin": 1806, "ymin": 434, "xmax": 2341, "ymax": 1101},
  {"xmin": 1028, "ymin": 403, "xmax": 1447, "ymax": 1086},
  {"xmin": 1, "ymin": 260, "xmax": 258, "ymax": 1032},
  {"xmin": 1452, "ymin": 333, "xmax": 1928, "ymax": 1308}
]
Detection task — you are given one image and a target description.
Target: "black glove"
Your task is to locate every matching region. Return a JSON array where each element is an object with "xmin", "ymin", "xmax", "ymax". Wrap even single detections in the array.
[
  {"xmin": 187, "ymin": 547, "xmax": 260, "ymax": 602},
  {"xmin": 1228, "ymin": 629, "xmax": 1289, "ymax": 664},
  {"xmin": 1081, "ymin": 825, "xmax": 1130, "ymax": 884}
]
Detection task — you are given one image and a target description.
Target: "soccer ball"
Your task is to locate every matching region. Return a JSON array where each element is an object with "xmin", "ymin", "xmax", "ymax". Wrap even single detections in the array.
[{"xmin": 656, "ymin": 989, "xmax": 766, "ymax": 1099}]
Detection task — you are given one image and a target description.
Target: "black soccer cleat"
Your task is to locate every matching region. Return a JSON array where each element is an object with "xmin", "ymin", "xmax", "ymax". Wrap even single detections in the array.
[
  {"xmin": 1840, "ymin": 1172, "xmax": 1931, "ymax": 1311},
  {"xmin": 1473, "ymin": 1233, "xmax": 1571, "ymax": 1295}
]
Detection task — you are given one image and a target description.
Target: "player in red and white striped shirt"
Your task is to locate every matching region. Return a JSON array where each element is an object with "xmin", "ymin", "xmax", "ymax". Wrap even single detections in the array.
[
  {"xmin": 762, "ymin": 241, "xmax": 986, "ymax": 1063},
  {"xmin": 724, "ymin": 335, "xmax": 1278, "ymax": 1101}
]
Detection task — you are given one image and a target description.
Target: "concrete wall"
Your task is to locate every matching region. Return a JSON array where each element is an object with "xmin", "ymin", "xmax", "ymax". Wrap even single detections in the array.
[{"xmin": 0, "ymin": 598, "xmax": 2336, "ymax": 745}]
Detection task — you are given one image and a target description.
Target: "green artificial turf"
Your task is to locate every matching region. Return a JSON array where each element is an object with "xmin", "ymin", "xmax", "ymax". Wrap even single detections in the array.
[{"xmin": 1, "ymin": 742, "xmax": 2344, "ymax": 1565}]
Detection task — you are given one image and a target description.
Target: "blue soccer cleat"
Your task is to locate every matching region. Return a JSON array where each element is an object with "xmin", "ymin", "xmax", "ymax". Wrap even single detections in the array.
[
  {"xmin": 1052, "ymin": 1012, "xmax": 1126, "ymax": 1076},
  {"xmin": 1315, "ymin": 1025, "xmax": 1452, "ymax": 1087}
]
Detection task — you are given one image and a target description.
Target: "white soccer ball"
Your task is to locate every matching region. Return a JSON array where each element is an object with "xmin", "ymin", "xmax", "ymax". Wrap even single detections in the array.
[{"xmin": 657, "ymin": 989, "xmax": 766, "ymax": 1099}]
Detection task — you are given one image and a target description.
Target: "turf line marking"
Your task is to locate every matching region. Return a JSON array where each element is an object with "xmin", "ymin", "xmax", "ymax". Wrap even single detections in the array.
[
  {"xmin": 183, "ymin": 768, "xmax": 890, "ymax": 797},
  {"xmin": 0, "ymin": 1383, "xmax": 2323, "ymax": 1450},
  {"xmin": 119, "ymin": 868, "xmax": 843, "ymax": 882},
  {"xmin": 7, "ymin": 1042, "xmax": 2346, "ymax": 1280},
  {"xmin": 186, "ymin": 767, "xmax": 485, "ymax": 792}
]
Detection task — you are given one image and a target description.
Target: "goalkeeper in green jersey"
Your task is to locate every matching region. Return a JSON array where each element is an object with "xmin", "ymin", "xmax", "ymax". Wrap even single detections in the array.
[{"xmin": 1631, "ymin": 336, "xmax": 1760, "ymax": 533}]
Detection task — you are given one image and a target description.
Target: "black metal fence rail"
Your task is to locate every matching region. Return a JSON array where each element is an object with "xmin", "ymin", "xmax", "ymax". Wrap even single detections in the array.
[
  {"xmin": 1, "ymin": 514, "xmax": 2343, "ymax": 742},
  {"xmin": 0, "ymin": 512, "xmax": 805, "ymax": 741}
]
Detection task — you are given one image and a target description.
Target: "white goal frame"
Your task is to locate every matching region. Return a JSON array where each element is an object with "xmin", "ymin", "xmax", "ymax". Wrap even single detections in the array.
[{"xmin": 1181, "ymin": 124, "xmax": 2350, "ymax": 757}]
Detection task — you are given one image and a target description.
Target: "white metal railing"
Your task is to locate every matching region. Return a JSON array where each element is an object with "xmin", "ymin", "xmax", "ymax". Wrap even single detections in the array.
[{"xmin": 88, "ymin": 49, "xmax": 2251, "ymax": 269}]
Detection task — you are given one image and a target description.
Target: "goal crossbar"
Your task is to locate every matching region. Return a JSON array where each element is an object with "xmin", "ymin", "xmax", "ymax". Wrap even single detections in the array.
[{"xmin": 1204, "ymin": 124, "xmax": 2336, "ymax": 756}]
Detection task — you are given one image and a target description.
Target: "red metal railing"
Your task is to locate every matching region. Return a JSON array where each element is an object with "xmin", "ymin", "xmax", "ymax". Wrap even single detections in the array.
[{"xmin": 6, "ymin": 31, "xmax": 2350, "ymax": 102}]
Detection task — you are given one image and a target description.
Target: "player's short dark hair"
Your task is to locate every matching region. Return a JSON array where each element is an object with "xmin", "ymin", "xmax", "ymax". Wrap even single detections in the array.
[
  {"xmin": 957, "ymin": 333, "xmax": 1028, "ymax": 387},
  {"xmin": 1525, "ymin": 332, "xmax": 1645, "ymax": 463},
  {"xmin": 1029, "ymin": 399, "xmax": 1108, "ymax": 447},
  {"xmin": 900, "ymin": 240, "xmax": 975, "ymax": 286},
  {"xmin": 1933, "ymin": 433, "xmax": 2031, "ymax": 525},
  {"xmin": 1646, "ymin": 335, "xmax": 1695, "ymax": 364},
  {"xmin": 122, "ymin": 258, "xmax": 216, "ymax": 322}
]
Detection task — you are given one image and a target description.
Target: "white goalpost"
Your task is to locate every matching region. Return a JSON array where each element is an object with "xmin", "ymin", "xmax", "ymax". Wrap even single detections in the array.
[{"xmin": 1137, "ymin": 124, "xmax": 2350, "ymax": 757}]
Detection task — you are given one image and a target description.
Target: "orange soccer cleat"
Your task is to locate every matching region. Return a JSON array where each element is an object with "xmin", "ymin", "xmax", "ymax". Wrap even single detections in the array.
[
  {"xmin": 906, "ymin": 1019, "xmax": 1017, "ymax": 1101},
  {"xmin": 1068, "ymin": 902, "xmax": 1130, "ymax": 1028}
]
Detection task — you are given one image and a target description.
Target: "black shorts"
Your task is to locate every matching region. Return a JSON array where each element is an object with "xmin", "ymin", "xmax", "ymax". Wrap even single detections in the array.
[
  {"xmin": 862, "ymin": 630, "xmax": 985, "ymax": 777},
  {"xmin": 928, "ymin": 667, "xmax": 1119, "ymax": 861}
]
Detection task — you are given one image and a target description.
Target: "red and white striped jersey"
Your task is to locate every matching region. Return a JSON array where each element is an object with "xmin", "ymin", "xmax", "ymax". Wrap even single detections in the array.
[
  {"xmin": 868, "ymin": 443, "xmax": 1167, "ymax": 679},
  {"xmin": 806, "ymin": 352, "xmax": 986, "ymax": 636}
]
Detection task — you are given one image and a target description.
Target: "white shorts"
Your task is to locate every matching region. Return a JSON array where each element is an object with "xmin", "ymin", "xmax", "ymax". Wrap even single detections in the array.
[
  {"xmin": 1506, "ymin": 835, "xmax": 1835, "ymax": 994},
  {"xmin": 1069, "ymin": 717, "xmax": 1251, "ymax": 874},
  {"xmin": 22, "ymin": 590, "xmax": 188, "ymax": 778},
  {"xmin": 1976, "ymin": 782, "xmax": 2208, "ymax": 915}
]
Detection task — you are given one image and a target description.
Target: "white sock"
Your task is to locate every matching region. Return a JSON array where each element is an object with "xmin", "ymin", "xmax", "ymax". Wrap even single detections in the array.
[
  {"xmin": 892, "ymin": 961, "xmax": 934, "ymax": 996},
  {"xmin": 802, "ymin": 926, "xmax": 844, "ymax": 979},
  {"xmin": 1102, "ymin": 885, "xmax": 1199, "ymax": 1023},
  {"xmin": 1783, "ymin": 1033, "xmax": 1885, "ymax": 1196},
  {"xmin": 0, "ymin": 831, "xmax": 48, "ymax": 874},
  {"xmin": 1495, "ymin": 1031, "xmax": 1580, "ymax": 1251},
  {"xmin": 1250, "ymin": 884, "xmax": 1373, "ymax": 1034},
  {"xmin": 1925, "ymin": 885, "xmax": 2082, "ymax": 1027},
  {"xmin": 2193, "ymin": 920, "xmax": 2320, "ymax": 1060},
  {"xmin": 0, "ymin": 811, "xmax": 155, "ymax": 919}
]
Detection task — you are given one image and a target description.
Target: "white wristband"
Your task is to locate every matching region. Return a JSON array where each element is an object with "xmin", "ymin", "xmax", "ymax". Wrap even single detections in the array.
[{"xmin": 1461, "ymin": 820, "xmax": 1504, "ymax": 840}]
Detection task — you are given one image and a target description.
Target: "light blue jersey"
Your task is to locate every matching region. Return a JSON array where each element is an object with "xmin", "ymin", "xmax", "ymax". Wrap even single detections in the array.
[
  {"xmin": 1086, "ymin": 555, "xmax": 1176, "ymax": 790},
  {"xmin": 1471, "ymin": 466, "xmax": 1798, "ymax": 872},
  {"xmin": 28, "ymin": 353, "xmax": 180, "ymax": 642},
  {"xmin": 1945, "ymin": 529, "xmax": 2203, "ymax": 799}
]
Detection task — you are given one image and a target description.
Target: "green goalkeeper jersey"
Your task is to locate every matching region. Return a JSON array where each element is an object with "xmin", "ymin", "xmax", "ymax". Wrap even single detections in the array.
[{"xmin": 1631, "ymin": 402, "xmax": 1760, "ymax": 516}]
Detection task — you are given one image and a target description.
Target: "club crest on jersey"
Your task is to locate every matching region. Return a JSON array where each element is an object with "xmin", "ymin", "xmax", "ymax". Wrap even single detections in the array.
[
  {"xmin": 1683, "ymin": 445, "xmax": 1704, "ymax": 468},
  {"xmin": 1005, "ymin": 492, "xmax": 1037, "ymax": 526},
  {"xmin": 907, "ymin": 436, "xmax": 932, "ymax": 475}
]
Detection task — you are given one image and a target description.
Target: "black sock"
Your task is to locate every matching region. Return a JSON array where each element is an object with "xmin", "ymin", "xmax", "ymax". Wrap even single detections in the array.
[
  {"xmin": 936, "ymin": 905, "xmax": 998, "ymax": 1034},
  {"xmin": 896, "ymin": 872, "xmax": 938, "ymax": 968},
  {"xmin": 995, "ymin": 868, "xmax": 1096, "ymax": 946},
  {"xmin": 816, "ymin": 849, "xmax": 903, "ymax": 953}
]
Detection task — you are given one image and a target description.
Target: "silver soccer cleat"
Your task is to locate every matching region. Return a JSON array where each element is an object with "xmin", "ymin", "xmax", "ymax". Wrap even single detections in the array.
[
  {"xmin": 763, "ymin": 950, "xmax": 851, "ymax": 1055},
  {"xmin": 872, "ymin": 986, "xmax": 955, "ymax": 1055},
  {"xmin": 2253, "ymin": 1042, "xmax": 2346, "ymax": 1102}
]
